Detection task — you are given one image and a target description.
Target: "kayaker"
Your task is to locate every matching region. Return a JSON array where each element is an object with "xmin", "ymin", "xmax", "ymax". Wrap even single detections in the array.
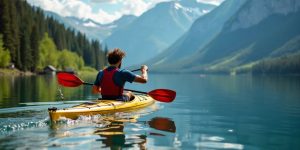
[{"xmin": 92, "ymin": 48, "xmax": 148, "ymax": 101}]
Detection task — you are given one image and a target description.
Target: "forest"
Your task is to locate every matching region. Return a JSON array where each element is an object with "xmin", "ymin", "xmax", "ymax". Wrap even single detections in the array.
[
  {"xmin": 0, "ymin": 0, "xmax": 107, "ymax": 72},
  {"xmin": 252, "ymin": 53, "xmax": 300, "ymax": 75}
]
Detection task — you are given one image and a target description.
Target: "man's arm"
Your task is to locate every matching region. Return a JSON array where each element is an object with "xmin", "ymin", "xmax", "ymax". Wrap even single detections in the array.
[
  {"xmin": 133, "ymin": 65, "xmax": 148, "ymax": 83},
  {"xmin": 92, "ymin": 71, "xmax": 103, "ymax": 94}
]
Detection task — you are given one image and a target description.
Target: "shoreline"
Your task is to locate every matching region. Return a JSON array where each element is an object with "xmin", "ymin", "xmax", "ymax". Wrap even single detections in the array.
[
  {"xmin": 0, "ymin": 68, "xmax": 35, "ymax": 76},
  {"xmin": 2, "ymin": 68, "xmax": 298, "ymax": 77},
  {"xmin": 0, "ymin": 68, "xmax": 98, "ymax": 76}
]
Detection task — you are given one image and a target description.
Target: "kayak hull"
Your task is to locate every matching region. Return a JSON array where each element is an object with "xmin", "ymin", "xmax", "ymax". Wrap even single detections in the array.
[{"xmin": 48, "ymin": 95, "xmax": 155, "ymax": 121}]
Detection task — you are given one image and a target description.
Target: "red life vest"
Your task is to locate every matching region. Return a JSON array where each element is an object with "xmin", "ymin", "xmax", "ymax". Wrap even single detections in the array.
[{"xmin": 100, "ymin": 68, "xmax": 123, "ymax": 97}]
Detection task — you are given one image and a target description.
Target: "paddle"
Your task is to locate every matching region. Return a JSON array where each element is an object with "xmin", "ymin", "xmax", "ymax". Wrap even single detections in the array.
[{"xmin": 56, "ymin": 72, "xmax": 176, "ymax": 103}]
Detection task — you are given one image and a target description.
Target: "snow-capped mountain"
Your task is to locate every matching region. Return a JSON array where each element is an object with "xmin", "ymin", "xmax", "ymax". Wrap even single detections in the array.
[
  {"xmin": 104, "ymin": 0, "xmax": 216, "ymax": 66},
  {"xmin": 147, "ymin": 0, "xmax": 246, "ymax": 71},
  {"xmin": 45, "ymin": 11, "xmax": 137, "ymax": 42},
  {"xmin": 149, "ymin": 0, "xmax": 300, "ymax": 73}
]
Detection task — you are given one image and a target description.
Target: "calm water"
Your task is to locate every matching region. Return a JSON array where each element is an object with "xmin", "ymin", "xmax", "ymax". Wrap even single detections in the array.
[{"xmin": 0, "ymin": 74, "xmax": 300, "ymax": 149}]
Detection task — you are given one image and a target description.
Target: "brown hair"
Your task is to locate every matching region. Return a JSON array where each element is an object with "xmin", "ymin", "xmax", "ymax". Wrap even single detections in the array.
[{"xmin": 107, "ymin": 48, "xmax": 126, "ymax": 64}]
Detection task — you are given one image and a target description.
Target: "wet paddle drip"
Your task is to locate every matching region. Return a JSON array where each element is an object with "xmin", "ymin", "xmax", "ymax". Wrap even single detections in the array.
[{"xmin": 57, "ymin": 86, "xmax": 64, "ymax": 100}]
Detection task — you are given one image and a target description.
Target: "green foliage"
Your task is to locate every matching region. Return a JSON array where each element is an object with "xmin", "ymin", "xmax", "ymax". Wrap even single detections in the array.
[
  {"xmin": 0, "ymin": 35, "xmax": 11, "ymax": 67},
  {"xmin": 81, "ymin": 66, "xmax": 97, "ymax": 72},
  {"xmin": 38, "ymin": 33, "xmax": 58, "ymax": 70},
  {"xmin": 0, "ymin": 0, "xmax": 106, "ymax": 71},
  {"xmin": 38, "ymin": 34, "xmax": 85, "ymax": 71},
  {"xmin": 77, "ymin": 66, "xmax": 98, "ymax": 76},
  {"xmin": 57, "ymin": 49, "xmax": 85, "ymax": 70}
]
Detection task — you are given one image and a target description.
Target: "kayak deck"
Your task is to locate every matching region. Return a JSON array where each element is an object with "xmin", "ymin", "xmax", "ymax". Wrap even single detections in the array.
[{"xmin": 48, "ymin": 95, "xmax": 155, "ymax": 121}]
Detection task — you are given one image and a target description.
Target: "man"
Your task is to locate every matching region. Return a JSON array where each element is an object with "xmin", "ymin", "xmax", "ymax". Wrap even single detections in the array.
[{"xmin": 92, "ymin": 48, "xmax": 148, "ymax": 101}]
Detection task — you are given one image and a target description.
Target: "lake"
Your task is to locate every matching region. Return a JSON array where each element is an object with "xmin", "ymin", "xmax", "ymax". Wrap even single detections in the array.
[{"xmin": 0, "ymin": 74, "xmax": 300, "ymax": 149}]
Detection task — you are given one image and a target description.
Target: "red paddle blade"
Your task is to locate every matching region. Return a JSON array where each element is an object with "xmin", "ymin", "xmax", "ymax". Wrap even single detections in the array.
[
  {"xmin": 57, "ymin": 73, "xmax": 84, "ymax": 87},
  {"xmin": 148, "ymin": 89, "xmax": 176, "ymax": 103}
]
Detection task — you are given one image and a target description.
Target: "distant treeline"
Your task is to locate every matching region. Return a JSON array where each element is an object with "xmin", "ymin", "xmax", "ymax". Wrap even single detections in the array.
[
  {"xmin": 0, "ymin": 0, "xmax": 107, "ymax": 71},
  {"xmin": 252, "ymin": 53, "xmax": 300, "ymax": 75}
]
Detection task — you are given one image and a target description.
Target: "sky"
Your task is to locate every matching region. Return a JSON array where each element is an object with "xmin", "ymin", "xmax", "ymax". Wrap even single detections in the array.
[{"xmin": 27, "ymin": 0, "xmax": 225, "ymax": 24}]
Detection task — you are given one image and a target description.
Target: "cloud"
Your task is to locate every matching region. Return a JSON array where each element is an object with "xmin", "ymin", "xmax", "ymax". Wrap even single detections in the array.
[
  {"xmin": 27, "ymin": 0, "xmax": 172, "ymax": 24},
  {"xmin": 92, "ymin": 10, "xmax": 122, "ymax": 24},
  {"xmin": 91, "ymin": 0, "xmax": 170, "ymax": 16},
  {"xmin": 121, "ymin": 0, "xmax": 148, "ymax": 16},
  {"xmin": 196, "ymin": 0, "xmax": 225, "ymax": 6},
  {"xmin": 147, "ymin": 0, "xmax": 173, "ymax": 10},
  {"xmin": 28, "ymin": 0, "xmax": 119, "ymax": 24},
  {"xmin": 90, "ymin": 0, "xmax": 119, "ymax": 4}
]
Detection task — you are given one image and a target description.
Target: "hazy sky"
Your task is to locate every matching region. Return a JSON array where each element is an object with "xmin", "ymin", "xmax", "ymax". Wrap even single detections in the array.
[{"xmin": 27, "ymin": 0, "xmax": 225, "ymax": 24}]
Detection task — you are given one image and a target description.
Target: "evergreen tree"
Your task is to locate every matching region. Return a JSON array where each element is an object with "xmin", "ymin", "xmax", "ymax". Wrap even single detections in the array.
[
  {"xmin": 92, "ymin": 40, "xmax": 104, "ymax": 70},
  {"xmin": 104, "ymin": 44, "xmax": 109, "ymax": 66},
  {"xmin": 0, "ymin": 0, "xmax": 15, "ymax": 65},
  {"xmin": 9, "ymin": 0, "xmax": 21, "ymax": 68},
  {"xmin": 20, "ymin": 27, "xmax": 32, "ymax": 71},
  {"xmin": 31, "ymin": 25, "xmax": 39, "ymax": 71},
  {"xmin": 0, "ymin": 0, "xmax": 106, "ymax": 71},
  {"xmin": 252, "ymin": 53, "xmax": 300, "ymax": 74},
  {"xmin": 36, "ymin": 8, "xmax": 46, "ymax": 38},
  {"xmin": 0, "ymin": 34, "xmax": 11, "ymax": 67}
]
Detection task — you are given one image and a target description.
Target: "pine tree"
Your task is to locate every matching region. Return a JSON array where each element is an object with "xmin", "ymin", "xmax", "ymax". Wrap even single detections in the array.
[
  {"xmin": 0, "ymin": 0, "xmax": 106, "ymax": 71},
  {"xmin": 36, "ymin": 9, "xmax": 46, "ymax": 38},
  {"xmin": 0, "ymin": 34, "xmax": 11, "ymax": 67},
  {"xmin": 20, "ymin": 27, "xmax": 32, "ymax": 71},
  {"xmin": 10, "ymin": 0, "xmax": 21, "ymax": 68},
  {"xmin": 0, "ymin": 0, "xmax": 14, "ymax": 64},
  {"xmin": 104, "ymin": 44, "xmax": 109, "ymax": 66},
  {"xmin": 31, "ymin": 25, "xmax": 39, "ymax": 71}
]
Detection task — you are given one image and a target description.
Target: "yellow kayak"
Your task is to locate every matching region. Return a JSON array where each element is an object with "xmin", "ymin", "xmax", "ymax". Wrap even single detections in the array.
[{"xmin": 48, "ymin": 95, "xmax": 155, "ymax": 122}]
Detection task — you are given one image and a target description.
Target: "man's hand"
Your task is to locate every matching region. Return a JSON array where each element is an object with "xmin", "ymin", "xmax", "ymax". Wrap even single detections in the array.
[
  {"xmin": 92, "ymin": 85, "xmax": 101, "ymax": 94},
  {"xmin": 134, "ymin": 65, "xmax": 148, "ymax": 83},
  {"xmin": 141, "ymin": 65, "xmax": 148, "ymax": 73}
]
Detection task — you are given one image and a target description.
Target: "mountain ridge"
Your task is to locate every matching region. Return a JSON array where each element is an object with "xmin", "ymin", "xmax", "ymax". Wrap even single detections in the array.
[
  {"xmin": 147, "ymin": 0, "xmax": 246, "ymax": 71},
  {"xmin": 185, "ymin": 0, "xmax": 300, "ymax": 73},
  {"xmin": 104, "ymin": 0, "xmax": 216, "ymax": 67},
  {"xmin": 44, "ymin": 11, "xmax": 137, "ymax": 42},
  {"xmin": 148, "ymin": 0, "xmax": 300, "ymax": 74}
]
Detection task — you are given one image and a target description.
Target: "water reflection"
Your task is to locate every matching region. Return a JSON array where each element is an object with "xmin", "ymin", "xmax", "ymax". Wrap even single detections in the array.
[
  {"xmin": 95, "ymin": 119, "xmax": 147, "ymax": 149},
  {"xmin": 148, "ymin": 117, "xmax": 176, "ymax": 133},
  {"xmin": 158, "ymin": 74, "xmax": 300, "ymax": 149},
  {"xmin": 95, "ymin": 116, "xmax": 176, "ymax": 149},
  {"xmin": 1, "ymin": 74, "xmax": 300, "ymax": 149},
  {"xmin": 47, "ymin": 113, "xmax": 177, "ymax": 149},
  {"xmin": 0, "ymin": 75, "xmax": 98, "ymax": 108}
]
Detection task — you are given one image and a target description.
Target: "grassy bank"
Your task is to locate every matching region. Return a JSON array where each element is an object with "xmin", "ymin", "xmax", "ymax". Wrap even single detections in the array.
[
  {"xmin": 77, "ymin": 67, "xmax": 98, "ymax": 77},
  {"xmin": 0, "ymin": 68, "xmax": 35, "ymax": 76}
]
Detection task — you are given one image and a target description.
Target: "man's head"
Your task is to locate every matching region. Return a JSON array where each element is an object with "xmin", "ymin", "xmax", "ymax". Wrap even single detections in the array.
[{"xmin": 107, "ymin": 48, "xmax": 126, "ymax": 65}]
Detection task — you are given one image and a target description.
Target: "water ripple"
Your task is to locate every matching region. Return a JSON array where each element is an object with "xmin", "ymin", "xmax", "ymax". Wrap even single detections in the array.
[{"xmin": 195, "ymin": 141, "xmax": 244, "ymax": 149}]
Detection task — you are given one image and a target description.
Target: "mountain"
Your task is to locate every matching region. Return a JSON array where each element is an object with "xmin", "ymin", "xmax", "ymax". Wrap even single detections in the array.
[
  {"xmin": 150, "ymin": 0, "xmax": 300, "ymax": 74},
  {"xmin": 44, "ymin": 11, "xmax": 137, "ymax": 42},
  {"xmin": 104, "ymin": 0, "xmax": 216, "ymax": 67},
  {"xmin": 108, "ymin": 15, "xmax": 137, "ymax": 32},
  {"xmin": 147, "ymin": 0, "xmax": 247, "ymax": 71}
]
